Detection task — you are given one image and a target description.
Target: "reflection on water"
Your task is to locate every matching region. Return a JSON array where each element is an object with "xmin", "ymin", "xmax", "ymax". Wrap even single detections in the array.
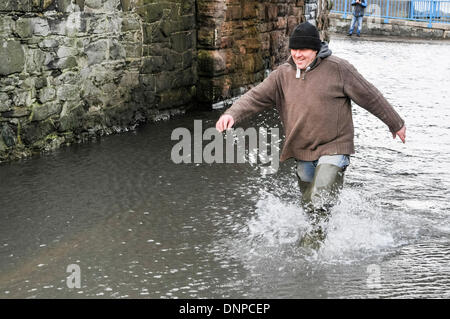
[{"xmin": 0, "ymin": 36, "xmax": 449, "ymax": 298}]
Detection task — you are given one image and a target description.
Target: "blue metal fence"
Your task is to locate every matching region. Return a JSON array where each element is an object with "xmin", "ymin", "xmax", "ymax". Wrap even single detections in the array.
[{"xmin": 332, "ymin": 0, "xmax": 450, "ymax": 27}]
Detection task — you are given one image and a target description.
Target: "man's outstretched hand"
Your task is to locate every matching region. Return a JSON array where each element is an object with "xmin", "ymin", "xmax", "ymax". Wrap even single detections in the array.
[
  {"xmin": 216, "ymin": 114, "xmax": 235, "ymax": 132},
  {"xmin": 393, "ymin": 125, "xmax": 406, "ymax": 143}
]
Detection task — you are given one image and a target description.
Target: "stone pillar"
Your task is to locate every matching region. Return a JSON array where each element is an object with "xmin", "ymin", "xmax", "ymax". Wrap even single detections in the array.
[{"xmin": 316, "ymin": 0, "xmax": 332, "ymax": 42}]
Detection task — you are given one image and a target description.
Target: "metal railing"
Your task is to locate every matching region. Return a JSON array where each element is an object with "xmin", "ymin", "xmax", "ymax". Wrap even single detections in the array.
[{"xmin": 332, "ymin": 0, "xmax": 450, "ymax": 26}]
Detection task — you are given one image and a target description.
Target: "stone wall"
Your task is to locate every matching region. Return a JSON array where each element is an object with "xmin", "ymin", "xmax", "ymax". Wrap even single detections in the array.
[
  {"xmin": 0, "ymin": 0, "xmax": 197, "ymax": 161},
  {"xmin": 0, "ymin": 0, "xmax": 328, "ymax": 162},
  {"xmin": 197, "ymin": 0, "xmax": 330, "ymax": 106}
]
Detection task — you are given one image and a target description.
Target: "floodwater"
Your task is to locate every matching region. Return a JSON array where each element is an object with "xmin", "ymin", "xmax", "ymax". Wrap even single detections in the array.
[{"xmin": 1, "ymin": 35, "xmax": 449, "ymax": 299}]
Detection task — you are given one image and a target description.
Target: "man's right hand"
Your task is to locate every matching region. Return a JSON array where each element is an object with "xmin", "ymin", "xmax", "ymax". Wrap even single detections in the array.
[
  {"xmin": 215, "ymin": 114, "xmax": 235, "ymax": 132},
  {"xmin": 392, "ymin": 125, "xmax": 406, "ymax": 143}
]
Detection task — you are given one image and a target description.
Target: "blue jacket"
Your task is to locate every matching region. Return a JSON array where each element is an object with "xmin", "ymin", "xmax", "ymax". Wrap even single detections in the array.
[{"xmin": 351, "ymin": 0, "xmax": 367, "ymax": 17}]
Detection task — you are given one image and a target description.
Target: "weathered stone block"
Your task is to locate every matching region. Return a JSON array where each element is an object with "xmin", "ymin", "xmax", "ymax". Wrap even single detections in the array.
[
  {"xmin": 276, "ymin": 16, "xmax": 287, "ymax": 30},
  {"xmin": 225, "ymin": 5, "xmax": 242, "ymax": 21},
  {"xmin": 58, "ymin": 56, "xmax": 78, "ymax": 69},
  {"xmin": 132, "ymin": 87, "xmax": 156, "ymax": 107},
  {"xmin": 157, "ymin": 86, "xmax": 193, "ymax": 109},
  {"xmin": 57, "ymin": 46, "xmax": 78, "ymax": 58},
  {"xmin": 198, "ymin": 49, "xmax": 226, "ymax": 76},
  {"xmin": 123, "ymin": 44, "xmax": 142, "ymax": 59},
  {"xmin": 268, "ymin": 4, "xmax": 278, "ymax": 21},
  {"xmin": 197, "ymin": 0, "xmax": 225, "ymax": 19},
  {"xmin": 38, "ymin": 87, "xmax": 57, "ymax": 103},
  {"xmin": 182, "ymin": 50, "xmax": 194, "ymax": 69},
  {"xmin": 0, "ymin": 41, "xmax": 25, "ymax": 76},
  {"xmin": 0, "ymin": 93, "xmax": 12, "ymax": 112},
  {"xmin": 22, "ymin": 120, "xmax": 55, "ymax": 145},
  {"xmin": 0, "ymin": 16, "xmax": 14, "ymax": 36},
  {"xmin": 31, "ymin": 17, "xmax": 50, "ymax": 36},
  {"xmin": 25, "ymin": 49, "xmax": 47, "ymax": 74},
  {"xmin": 81, "ymin": 81, "xmax": 102, "ymax": 106},
  {"xmin": 137, "ymin": 3, "xmax": 165, "ymax": 23},
  {"xmin": 144, "ymin": 22, "xmax": 170, "ymax": 44},
  {"xmin": 85, "ymin": 0, "xmax": 102, "ymax": 9},
  {"xmin": 15, "ymin": 18, "xmax": 33, "ymax": 38},
  {"xmin": 175, "ymin": 67, "xmax": 196, "ymax": 88},
  {"xmin": 197, "ymin": 28, "xmax": 216, "ymax": 48},
  {"xmin": 182, "ymin": 13, "xmax": 196, "ymax": 29},
  {"xmin": 85, "ymin": 40, "xmax": 108, "ymax": 65},
  {"xmin": 56, "ymin": 0, "xmax": 73, "ymax": 12},
  {"xmin": 171, "ymin": 32, "xmax": 194, "ymax": 52},
  {"xmin": 119, "ymin": 71, "xmax": 140, "ymax": 88},
  {"xmin": 155, "ymin": 71, "xmax": 176, "ymax": 93},
  {"xmin": 122, "ymin": 16, "xmax": 141, "ymax": 32},
  {"xmin": 120, "ymin": 0, "xmax": 133, "ymax": 11},
  {"xmin": 139, "ymin": 74, "xmax": 156, "ymax": 89},
  {"xmin": 0, "ymin": 0, "xmax": 30, "ymax": 12},
  {"xmin": 196, "ymin": 76, "xmax": 228, "ymax": 103},
  {"xmin": 57, "ymin": 84, "xmax": 80, "ymax": 101},
  {"xmin": 1, "ymin": 124, "xmax": 16, "ymax": 147},
  {"xmin": 86, "ymin": 14, "xmax": 120, "ymax": 34},
  {"xmin": 35, "ymin": 78, "xmax": 48, "ymax": 90},
  {"xmin": 110, "ymin": 41, "xmax": 126, "ymax": 60},
  {"xmin": 31, "ymin": 101, "xmax": 62, "ymax": 121},
  {"xmin": 44, "ymin": 56, "xmax": 60, "ymax": 71},
  {"xmin": 58, "ymin": 101, "xmax": 84, "ymax": 132},
  {"xmin": 141, "ymin": 56, "xmax": 164, "ymax": 74},
  {"xmin": 13, "ymin": 90, "xmax": 34, "ymax": 108},
  {"xmin": 39, "ymin": 39, "xmax": 60, "ymax": 50},
  {"xmin": 104, "ymin": 101, "xmax": 138, "ymax": 126},
  {"xmin": 2, "ymin": 107, "xmax": 31, "ymax": 118},
  {"xmin": 243, "ymin": 3, "xmax": 257, "ymax": 19},
  {"xmin": 0, "ymin": 138, "xmax": 7, "ymax": 152},
  {"xmin": 0, "ymin": 77, "xmax": 17, "ymax": 93},
  {"xmin": 159, "ymin": 19, "xmax": 172, "ymax": 37},
  {"xmin": 57, "ymin": 71, "xmax": 81, "ymax": 85},
  {"xmin": 180, "ymin": 1, "xmax": 195, "ymax": 15}
]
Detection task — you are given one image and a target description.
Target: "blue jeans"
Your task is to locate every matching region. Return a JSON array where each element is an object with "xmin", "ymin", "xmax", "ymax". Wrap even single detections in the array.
[
  {"xmin": 348, "ymin": 16, "xmax": 363, "ymax": 35},
  {"xmin": 296, "ymin": 155, "xmax": 350, "ymax": 183}
]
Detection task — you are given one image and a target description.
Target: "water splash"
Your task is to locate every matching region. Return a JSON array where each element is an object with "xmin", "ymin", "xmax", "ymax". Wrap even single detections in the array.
[
  {"xmin": 226, "ymin": 187, "xmax": 399, "ymax": 269},
  {"xmin": 318, "ymin": 189, "xmax": 396, "ymax": 263}
]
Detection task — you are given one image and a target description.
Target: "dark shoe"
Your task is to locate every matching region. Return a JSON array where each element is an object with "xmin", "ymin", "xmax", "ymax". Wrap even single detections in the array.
[
  {"xmin": 356, "ymin": 33, "xmax": 360, "ymax": 37},
  {"xmin": 347, "ymin": 33, "xmax": 352, "ymax": 36}
]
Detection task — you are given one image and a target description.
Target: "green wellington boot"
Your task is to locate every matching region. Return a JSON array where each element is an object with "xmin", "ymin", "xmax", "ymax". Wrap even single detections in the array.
[
  {"xmin": 298, "ymin": 164, "xmax": 345, "ymax": 248},
  {"xmin": 302, "ymin": 163, "xmax": 344, "ymax": 218}
]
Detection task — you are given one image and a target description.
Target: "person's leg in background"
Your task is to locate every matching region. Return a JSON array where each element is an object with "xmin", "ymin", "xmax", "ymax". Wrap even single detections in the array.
[
  {"xmin": 348, "ymin": 15, "xmax": 357, "ymax": 36},
  {"xmin": 356, "ymin": 16, "xmax": 364, "ymax": 36}
]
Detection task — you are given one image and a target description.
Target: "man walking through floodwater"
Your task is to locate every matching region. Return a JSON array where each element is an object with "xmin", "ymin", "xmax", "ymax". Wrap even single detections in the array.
[{"xmin": 215, "ymin": 22, "xmax": 406, "ymax": 245}]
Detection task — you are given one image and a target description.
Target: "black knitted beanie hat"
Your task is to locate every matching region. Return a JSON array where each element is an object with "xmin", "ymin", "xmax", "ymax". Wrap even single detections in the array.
[{"xmin": 289, "ymin": 22, "xmax": 321, "ymax": 51}]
